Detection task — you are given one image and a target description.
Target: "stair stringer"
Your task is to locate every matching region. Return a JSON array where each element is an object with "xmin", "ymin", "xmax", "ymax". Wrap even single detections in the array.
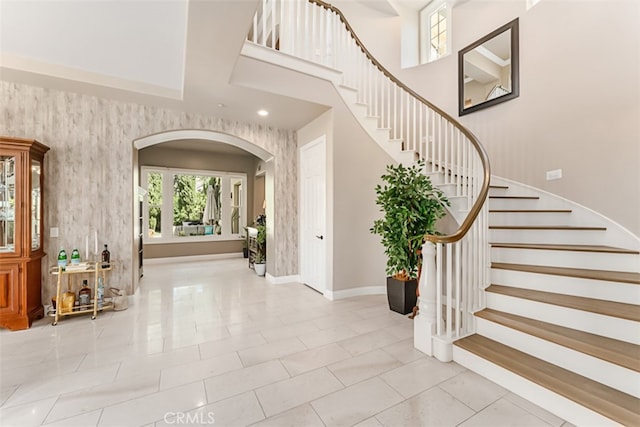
[{"xmin": 335, "ymin": 84, "xmax": 470, "ymax": 225}]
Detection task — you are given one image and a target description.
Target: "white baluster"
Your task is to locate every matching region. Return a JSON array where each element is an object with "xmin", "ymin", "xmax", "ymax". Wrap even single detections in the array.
[
  {"xmin": 261, "ymin": 0, "xmax": 267, "ymax": 46},
  {"xmin": 393, "ymin": 85, "xmax": 397, "ymax": 139},
  {"xmin": 454, "ymin": 242, "xmax": 461, "ymax": 336},
  {"xmin": 445, "ymin": 243, "xmax": 452, "ymax": 338},
  {"xmin": 253, "ymin": 8, "xmax": 258, "ymax": 43}
]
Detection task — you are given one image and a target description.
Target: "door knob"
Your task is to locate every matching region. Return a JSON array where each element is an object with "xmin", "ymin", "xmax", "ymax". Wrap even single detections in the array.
[{"xmin": 315, "ymin": 235, "xmax": 324, "ymax": 240}]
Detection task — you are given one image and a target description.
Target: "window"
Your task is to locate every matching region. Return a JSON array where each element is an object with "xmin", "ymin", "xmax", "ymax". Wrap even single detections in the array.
[
  {"xmin": 420, "ymin": 1, "xmax": 450, "ymax": 64},
  {"xmin": 142, "ymin": 167, "xmax": 246, "ymax": 243}
]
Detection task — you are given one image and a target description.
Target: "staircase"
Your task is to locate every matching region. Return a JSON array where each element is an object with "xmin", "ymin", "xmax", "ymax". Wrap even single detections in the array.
[
  {"xmin": 454, "ymin": 179, "xmax": 640, "ymax": 425},
  {"xmin": 243, "ymin": 0, "xmax": 640, "ymax": 424}
]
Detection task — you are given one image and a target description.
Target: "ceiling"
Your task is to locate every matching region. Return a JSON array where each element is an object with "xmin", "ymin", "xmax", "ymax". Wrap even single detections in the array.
[{"xmin": 0, "ymin": 0, "xmax": 329, "ymax": 131}]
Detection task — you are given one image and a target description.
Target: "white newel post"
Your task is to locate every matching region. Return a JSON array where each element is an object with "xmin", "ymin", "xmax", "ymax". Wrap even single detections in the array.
[{"xmin": 414, "ymin": 241, "xmax": 437, "ymax": 355}]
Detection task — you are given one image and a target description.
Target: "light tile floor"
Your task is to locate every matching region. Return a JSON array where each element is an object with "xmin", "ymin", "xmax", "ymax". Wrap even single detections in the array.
[{"xmin": 0, "ymin": 258, "xmax": 572, "ymax": 427}]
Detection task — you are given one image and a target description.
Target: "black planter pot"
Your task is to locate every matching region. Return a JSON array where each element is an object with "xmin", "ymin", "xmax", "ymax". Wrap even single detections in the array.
[
  {"xmin": 386, "ymin": 277, "xmax": 418, "ymax": 315},
  {"xmin": 242, "ymin": 247, "xmax": 249, "ymax": 258}
]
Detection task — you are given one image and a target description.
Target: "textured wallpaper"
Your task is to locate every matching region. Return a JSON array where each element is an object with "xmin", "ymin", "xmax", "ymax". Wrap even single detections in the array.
[{"xmin": 0, "ymin": 81, "xmax": 298, "ymax": 299}]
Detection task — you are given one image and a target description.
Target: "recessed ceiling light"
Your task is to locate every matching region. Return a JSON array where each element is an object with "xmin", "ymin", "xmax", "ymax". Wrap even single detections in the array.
[{"xmin": 257, "ymin": 109, "xmax": 269, "ymax": 117}]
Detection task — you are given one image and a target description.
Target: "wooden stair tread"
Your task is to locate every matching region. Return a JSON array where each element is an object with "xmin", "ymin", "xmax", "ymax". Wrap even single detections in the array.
[
  {"xmin": 487, "ymin": 285, "xmax": 640, "ymax": 321},
  {"xmin": 490, "ymin": 225, "xmax": 607, "ymax": 230},
  {"xmin": 476, "ymin": 309, "xmax": 640, "ymax": 372},
  {"xmin": 490, "ymin": 243, "xmax": 639, "ymax": 254},
  {"xmin": 455, "ymin": 335, "xmax": 640, "ymax": 426},
  {"xmin": 489, "ymin": 209, "xmax": 572, "ymax": 213},
  {"xmin": 490, "ymin": 195, "xmax": 539, "ymax": 199},
  {"xmin": 491, "ymin": 262, "xmax": 640, "ymax": 285}
]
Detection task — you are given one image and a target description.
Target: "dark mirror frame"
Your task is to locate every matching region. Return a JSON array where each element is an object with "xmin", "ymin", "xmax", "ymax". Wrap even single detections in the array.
[{"xmin": 458, "ymin": 18, "xmax": 519, "ymax": 116}]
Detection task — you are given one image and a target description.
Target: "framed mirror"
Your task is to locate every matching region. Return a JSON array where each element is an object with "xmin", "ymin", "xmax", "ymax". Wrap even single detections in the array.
[{"xmin": 458, "ymin": 18, "xmax": 519, "ymax": 116}]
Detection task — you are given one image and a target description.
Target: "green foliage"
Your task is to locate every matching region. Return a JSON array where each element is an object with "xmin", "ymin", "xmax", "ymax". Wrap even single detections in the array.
[
  {"xmin": 173, "ymin": 175, "xmax": 207, "ymax": 225},
  {"xmin": 254, "ymin": 250, "xmax": 265, "ymax": 264},
  {"xmin": 255, "ymin": 223, "xmax": 266, "ymax": 261},
  {"xmin": 370, "ymin": 160, "xmax": 450, "ymax": 280},
  {"xmin": 148, "ymin": 173, "xmax": 162, "ymax": 233}
]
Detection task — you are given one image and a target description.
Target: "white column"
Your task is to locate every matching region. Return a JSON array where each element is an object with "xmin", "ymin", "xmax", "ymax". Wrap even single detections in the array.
[{"xmin": 414, "ymin": 241, "xmax": 437, "ymax": 355}]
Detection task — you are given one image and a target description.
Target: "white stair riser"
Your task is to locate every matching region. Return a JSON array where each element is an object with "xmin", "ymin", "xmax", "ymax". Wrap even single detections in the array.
[
  {"xmin": 490, "ymin": 269, "xmax": 640, "ymax": 305},
  {"xmin": 397, "ymin": 151, "xmax": 417, "ymax": 165},
  {"xmin": 360, "ymin": 115, "xmax": 381, "ymax": 133},
  {"xmin": 447, "ymin": 196, "xmax": 470, "ymax": 214},
  {"xmin": 490, "ymin": 247, "xmax": 639, "ymax": 273},
  {"xmin": 489, "ymin": 212, "xmax": 572, "ymax": 227},
  {"xmin": 488, "ymin": 198, "xmax": 542, "ymax": 210},
  {"xmin": 476, "ymin": 318, "xmax": 640, "ymax": 397},
  {"xmin": 489, "ymin": 229, "xmax": 607, "ymax": 245},
  {"xmin": 486, "ymin": 293, "xmax": 640, "ymax": 344},
  {"xmin": 425, "ymin": 171, "xmax": 446, "ymax": 186},
  {"xmin": 453, "ymin": 345, "xmax": 620, "ymax": 426}
]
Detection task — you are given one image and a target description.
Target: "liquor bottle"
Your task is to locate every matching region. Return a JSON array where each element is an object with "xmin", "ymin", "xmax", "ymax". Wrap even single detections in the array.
[
  {"xmin": 101, "ymin": 244, "xmax": 110, "ymax": 268},
  {"xmin": 79, "ymin": 280, "xmax": 91, "ymax": 307},
  {"xmin": 97, "ymin": 276, "xmax": 104, "ymax": 309},
  {"xmin": 57, "ymin": 247, "xmax": 67, "ymax": 267},
  {"xmin": 71, "ymin": 248, "xmax": 81, "ymax": 265}
]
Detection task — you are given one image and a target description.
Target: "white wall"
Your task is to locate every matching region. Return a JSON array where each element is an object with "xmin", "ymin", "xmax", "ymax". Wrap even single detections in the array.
[
  {"xmin": 335, "ymin": 0, "xmax": 640, "ymax": 236},
  {"xmin": 298, "ymin": 103, "xmax": 393, "ymax": 294},
  {"xmin": 331, "ymin": 104, "xmax": 394, "ymax": 292}
]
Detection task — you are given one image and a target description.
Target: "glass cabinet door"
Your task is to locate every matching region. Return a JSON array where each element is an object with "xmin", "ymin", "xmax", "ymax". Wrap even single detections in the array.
[
  {"xmin": 0, "ymin": 155, "xmax": 16, "ymax": 253},
  {"xmin": 31, "ymin": 159, "xmax": 42, "ymax": 251}
]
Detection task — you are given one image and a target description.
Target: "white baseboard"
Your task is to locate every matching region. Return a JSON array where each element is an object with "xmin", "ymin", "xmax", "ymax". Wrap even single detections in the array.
[
  {"xmin": 324, "ymin": 285, "xmax": 386, "ymax": 301},
  {"xmin": 144, "ymin": 252, "xmax": 243, "ymax": 265},
  {"xmin": 265, "ymin": 273, "xmax": 301, "ymax": 285}
]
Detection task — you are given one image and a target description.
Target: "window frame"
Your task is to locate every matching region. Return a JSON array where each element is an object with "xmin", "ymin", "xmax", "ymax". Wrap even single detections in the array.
[
  {"xmin": 419, "ymin": 0, "xmax": 451, "ymax": 64},
  {"xmin": 141, "ymin": 166, "xmax": 247, "ymax": 244}
]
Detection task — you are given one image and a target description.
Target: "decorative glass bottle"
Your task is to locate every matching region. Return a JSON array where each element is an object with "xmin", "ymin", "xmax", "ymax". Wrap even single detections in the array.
[
  {"xmin": 79, "ymin": 279, "xmax": 91, "ymax": 308},
  {"xmin": 57, "ymin": 247, "xmax": 67, "ymax": 267},
  {"xmin": 71, "ymin": 248, "xmax": 80, "ymax": 265},
  {"xmin": 101, "ymin": 244, "xmax": 110, "ymax": 268},
  {"xmin": 97, "ymin": 276, "xmax": 104, "ymax": 309}
]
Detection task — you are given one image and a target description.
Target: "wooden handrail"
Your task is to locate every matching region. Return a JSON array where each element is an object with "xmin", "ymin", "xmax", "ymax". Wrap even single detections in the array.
[{"xmin": 309, "ymin": 0, "xmax": 490, "ymax": 244}]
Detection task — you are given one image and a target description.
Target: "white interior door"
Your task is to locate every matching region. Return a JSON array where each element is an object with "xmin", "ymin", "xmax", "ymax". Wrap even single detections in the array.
[{"xmin": 300, "ymin": 137, "xmax": 326, "ymax": 294}]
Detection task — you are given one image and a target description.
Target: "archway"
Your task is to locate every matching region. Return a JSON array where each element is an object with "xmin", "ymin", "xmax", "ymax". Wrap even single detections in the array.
[{"xmin": 131, "ymin": 129, "xmax": 276, "ymax": 290}]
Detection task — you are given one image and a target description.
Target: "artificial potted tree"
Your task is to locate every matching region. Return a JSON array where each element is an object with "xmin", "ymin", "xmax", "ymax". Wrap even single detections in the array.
[
  {"xmin": 254, "ymin": 223, "xmax": 266, "ymax": 276},
  {"xmin": 371, "ymin": 160, "xmax": 449, "ymax": 314}
]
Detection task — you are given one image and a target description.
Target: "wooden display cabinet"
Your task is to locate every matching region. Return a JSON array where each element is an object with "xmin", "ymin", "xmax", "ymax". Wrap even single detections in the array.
[{"xmin": 0, "ymin": 137, "xmax": 50, "ymax": 330}]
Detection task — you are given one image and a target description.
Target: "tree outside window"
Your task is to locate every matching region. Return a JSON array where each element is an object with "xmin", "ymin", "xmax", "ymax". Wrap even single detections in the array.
[{"xmin": 148, "ymin": 173, "xmax": 162, "ymax": 237}]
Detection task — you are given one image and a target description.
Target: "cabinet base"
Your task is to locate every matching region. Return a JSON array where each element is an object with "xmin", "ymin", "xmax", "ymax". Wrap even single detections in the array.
[{"xmin": 0, "ymin": 305, "xmax": 43, "ymax": 330}]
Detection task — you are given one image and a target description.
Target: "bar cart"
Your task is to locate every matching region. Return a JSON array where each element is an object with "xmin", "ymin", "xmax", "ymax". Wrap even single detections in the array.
[{"xmin": 49, "ymin": 261, "xmax": 114, "ymax": 325}]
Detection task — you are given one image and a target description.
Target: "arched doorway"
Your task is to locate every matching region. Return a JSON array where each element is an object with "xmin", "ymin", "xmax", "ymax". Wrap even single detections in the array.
[{"xmin": 131, "ymin": 130, "xmax": 275, "ymax": 290}]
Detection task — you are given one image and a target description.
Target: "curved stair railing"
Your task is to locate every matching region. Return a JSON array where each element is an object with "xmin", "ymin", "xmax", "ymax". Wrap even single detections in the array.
[{"xmin": 248, "ymin": 0, "xmax": 490, "ymax": 359}]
